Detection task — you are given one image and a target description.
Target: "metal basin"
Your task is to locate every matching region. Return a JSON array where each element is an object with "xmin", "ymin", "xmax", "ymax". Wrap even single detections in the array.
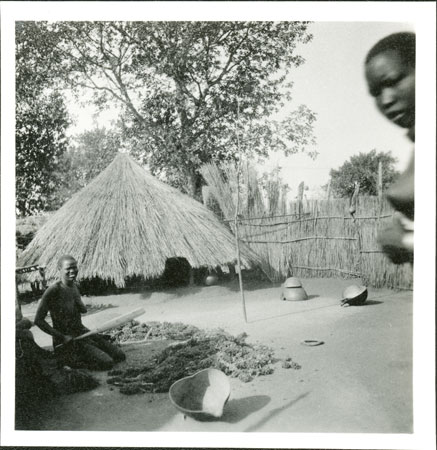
[{"xmin": 169, "ymin": 368, "xmax": 230, "ymax": 421}]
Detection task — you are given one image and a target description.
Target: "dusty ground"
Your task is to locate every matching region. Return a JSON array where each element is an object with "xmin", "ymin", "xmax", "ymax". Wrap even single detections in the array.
[{"xmin": 21, "ymin": 277, "xmax": 413, "ymax": 433}]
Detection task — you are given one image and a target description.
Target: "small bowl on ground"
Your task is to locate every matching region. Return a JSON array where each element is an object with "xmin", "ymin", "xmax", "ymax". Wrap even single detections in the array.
[{"xmin": 341, "ymin": 285, "xmax": 368, "ymax": 306}]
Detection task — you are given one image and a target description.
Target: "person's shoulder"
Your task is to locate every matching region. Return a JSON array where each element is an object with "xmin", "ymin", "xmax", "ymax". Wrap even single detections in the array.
[
  {"xmin": 48, "ymin": 280, "xmax": 62, "ymax": 291},
  {"xmin": 38, "ymin": 282, "xmax": 58, "ymax": 311},
  {"xmin": 42, "ymin": 281, "xmax": 62, "ymax": 298},
  {"xmin": 72, "ymin": 281, "xmax": 82, "ymax": 294}
]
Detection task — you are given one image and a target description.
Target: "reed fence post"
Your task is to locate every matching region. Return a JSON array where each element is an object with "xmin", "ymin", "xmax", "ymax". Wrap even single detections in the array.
[
  {"xmin": 377, "ymin": 161, "xmax": 384, "ymax": 218},
  {"xmin": 297, "ymin": 181, "xmax": 304, "ymax": 255},
  {"xmin": 313, "ymin": 201, "xmax": 319, "ymax": 277},
  {"xmin": 349, "ymin": 181, "xmax": 360, "ymax": 219},
  {"xmin": 377, "ymin": 161, "xmax": 383, "ymax": 200},
  {"xmin": 313, "ymin": 200, "xmax": 318, "ymax": 236},
  {"xmin": 349, "ymin": 182, "xmax": 365, "ymax": 281},
  {"xmin": 298, "ymin": 181, "xmax": 304, "ymax": 218}
]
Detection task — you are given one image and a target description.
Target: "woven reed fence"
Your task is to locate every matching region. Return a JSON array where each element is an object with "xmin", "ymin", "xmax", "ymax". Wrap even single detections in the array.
[
  {"xmin": 201, "ymin": 163, "xmax": 413, "ymax": 289},
  {"xmin": 236, "ymin": 196, "xmax": 413, "ymax": 289}
]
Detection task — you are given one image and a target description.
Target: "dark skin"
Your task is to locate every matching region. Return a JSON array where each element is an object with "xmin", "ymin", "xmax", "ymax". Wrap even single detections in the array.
[
  {"xmin": 34, "ymin": 258, "xmax": 88, "ymax": 344},
  {"xmin": 365, "ymin": 49, "xmax": 415, "ymax": 264},
  {"xmin": 365, "ymin": 50, "xmax": 415, "ymax": 130}
]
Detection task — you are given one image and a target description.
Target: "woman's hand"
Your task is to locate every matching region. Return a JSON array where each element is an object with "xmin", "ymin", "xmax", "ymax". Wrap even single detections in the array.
[
  {"xmin": 16, "ymin": 318, "xmax": 33, "ymax": 330},
  {"xmin": 63, "ymin": 334, "xmax": 74, "ymax": 344}
]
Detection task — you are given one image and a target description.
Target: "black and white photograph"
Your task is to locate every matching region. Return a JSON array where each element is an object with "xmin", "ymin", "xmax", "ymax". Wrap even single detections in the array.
[{"xmin": 1, "ymin": 1, "xmax": 435, "ymax": 448}]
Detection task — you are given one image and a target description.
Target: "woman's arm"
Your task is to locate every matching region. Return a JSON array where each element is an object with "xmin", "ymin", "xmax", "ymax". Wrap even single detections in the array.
[
  {"xmin": 74, "ymin": 285, "xmax": 88, "ymax": 314},
  {"xmin": 34, "ymin": 289, "xmax": 72, "ymax": 343}
]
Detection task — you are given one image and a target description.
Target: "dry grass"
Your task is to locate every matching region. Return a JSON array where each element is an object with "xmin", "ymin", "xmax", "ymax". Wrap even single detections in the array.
[{"xmin": 18, "ymin": 153, "xmax": 259, "ymax": 287}]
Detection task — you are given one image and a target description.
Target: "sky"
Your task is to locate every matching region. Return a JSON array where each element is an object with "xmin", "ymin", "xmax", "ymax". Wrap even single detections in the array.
[
  {"xmin": 262, "ymin": 21, "xmax": 415, "ymax": 195},
  {"xmin": 67, "ymin": 21, "xmax": 415, "ymax": 198}
]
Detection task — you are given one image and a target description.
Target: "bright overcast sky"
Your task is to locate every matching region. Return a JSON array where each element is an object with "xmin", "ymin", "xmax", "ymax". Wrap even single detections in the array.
[
  {"xmin": 262, "ymin": 21, "xmax": 415, "ymax": 195},
  {"xmin": 67, "ymin": 21, "xmax": 415, "ymax": 197}
]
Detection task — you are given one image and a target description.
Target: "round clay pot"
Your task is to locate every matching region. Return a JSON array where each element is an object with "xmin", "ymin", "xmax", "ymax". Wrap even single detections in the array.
[
  {"xmin": 281, "ymin": 286, "xmax": 308, "ymax": 301},
  {"xmin": 205, "ymin": 274, "xmax": 218, "ymax": 286}
]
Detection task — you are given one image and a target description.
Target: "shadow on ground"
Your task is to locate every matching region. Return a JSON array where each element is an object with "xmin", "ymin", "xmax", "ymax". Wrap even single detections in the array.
[
  {"xmin": 140, "ymin": 285, "xmax": 205, "ymax": 300},
  {"xmin": 221, "ymin": 395, "xmax": 271, "ymax": 423},
  {"xmin": 244, "ymin": 392, "xmax": 310, "ymax": 431},
  {"xmin": 359, "ymin": 300, "xmax": 383, "ymax": 306},
  {"xmin": 138, "ymin": 278, "xmax": 278, "ymax": 300},
  {"xmin": 248, "ymin": 301, "xmax": 340, "ymax": 324},
  {"xmin": 224, "ymin": 278, "xmax": 281, "ymax": 293}
]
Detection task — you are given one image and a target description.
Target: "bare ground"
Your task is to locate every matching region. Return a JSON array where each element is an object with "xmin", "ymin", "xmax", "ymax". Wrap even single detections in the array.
[{"xmin": 22, "ymin": 277, "xmax": 413, "ymax": 432}]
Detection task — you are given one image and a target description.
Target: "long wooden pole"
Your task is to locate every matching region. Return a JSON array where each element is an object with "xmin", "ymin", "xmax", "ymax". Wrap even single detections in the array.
[{"xmin": 235, "ymin": 97, "xmax": 247, "ymax": 323}]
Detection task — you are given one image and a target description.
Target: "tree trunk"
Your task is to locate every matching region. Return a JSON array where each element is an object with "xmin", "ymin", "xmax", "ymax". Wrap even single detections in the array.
[
  {"xmin": 187, "ymin": 172, "xmax": 197, "ymax": 198},
  {"xmin": 185, "ymin": 170, "xmax": 204, "ymax": 201}
]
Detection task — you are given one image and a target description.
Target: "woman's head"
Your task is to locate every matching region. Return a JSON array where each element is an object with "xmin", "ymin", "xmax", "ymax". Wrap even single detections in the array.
[{"xmin": 365, "ymin": 32, "xmax": 415, "ymax": 130}]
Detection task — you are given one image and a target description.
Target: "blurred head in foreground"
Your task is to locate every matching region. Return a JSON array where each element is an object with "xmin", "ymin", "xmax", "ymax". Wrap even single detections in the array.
[
  {"xmin": 365, "ymin": 32, "xmax": 416, "ymax": 265},
  {"xmin": 365, "ymin": 32, "xmax": 415, "ymax": 137}
]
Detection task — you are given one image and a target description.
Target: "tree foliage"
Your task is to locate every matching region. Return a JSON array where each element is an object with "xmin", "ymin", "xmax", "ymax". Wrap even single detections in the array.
[
  {"xmin": 16, "ymin": 93, "xmax": 70, "ymax": 215},
  {"xmin": 16, "ymin": 22, "xmax": 70, "ymax": 216},
  {"xmin": 329, "ymin": 150, "xmax": 400, "ymax": 198},
  {"xmin": 52, "ymin": 127, "xmax": 122, "ymax": 208},
  {"xmin": 19, "ymin": 21, "xmax": 317, "ymax": 198}
]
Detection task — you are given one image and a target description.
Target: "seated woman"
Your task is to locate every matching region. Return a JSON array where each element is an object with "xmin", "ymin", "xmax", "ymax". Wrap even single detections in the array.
[{"xmin": 34, "ymin": 255, "xmax": 125, "ymax": 370}]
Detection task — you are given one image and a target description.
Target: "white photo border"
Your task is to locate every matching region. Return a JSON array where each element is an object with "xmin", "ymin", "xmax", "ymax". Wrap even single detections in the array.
[{"xmin": 1, "ymin": 1, "xmax": 436, "ymax": 448}]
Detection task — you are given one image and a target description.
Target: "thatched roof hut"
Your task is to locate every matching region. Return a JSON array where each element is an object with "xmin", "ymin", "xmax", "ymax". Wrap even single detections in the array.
[{"xmin": 18, "ymin": 153, "xmax": 258, "ymax": 287}]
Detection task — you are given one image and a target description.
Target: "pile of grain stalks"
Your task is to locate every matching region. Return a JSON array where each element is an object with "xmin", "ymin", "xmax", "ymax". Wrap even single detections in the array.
[
  {"xmin": 106, "ymin": 321, "xmax": 300, "ymax": 395},
  {"xmin": 107, "ymin": 321, "xmax": 200, "ymax": 343}
]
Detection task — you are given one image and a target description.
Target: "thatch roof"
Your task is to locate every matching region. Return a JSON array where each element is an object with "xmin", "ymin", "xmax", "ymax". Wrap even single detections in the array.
[{"xmin": 18, "ymin": 153, "xmax": 259, "ymax": 287}]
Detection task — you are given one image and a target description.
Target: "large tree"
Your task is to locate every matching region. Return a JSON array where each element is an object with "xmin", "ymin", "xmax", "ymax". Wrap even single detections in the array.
[
  {"xmin": 16, "ymin": 22, "xmax": 70, "ymax": 216},
  {"xmin": 329, "ymin": 150, "xmax": 400, "ymax": 198},
  {"xmin": 20, "ymin": 21, "xmax": 317, "ymax": 198}
]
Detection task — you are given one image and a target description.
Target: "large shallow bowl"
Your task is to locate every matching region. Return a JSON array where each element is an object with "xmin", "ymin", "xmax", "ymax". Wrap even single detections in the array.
[{"xmin": 169, "ymin": 368, "xmax": 230, "ymax": 421}]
